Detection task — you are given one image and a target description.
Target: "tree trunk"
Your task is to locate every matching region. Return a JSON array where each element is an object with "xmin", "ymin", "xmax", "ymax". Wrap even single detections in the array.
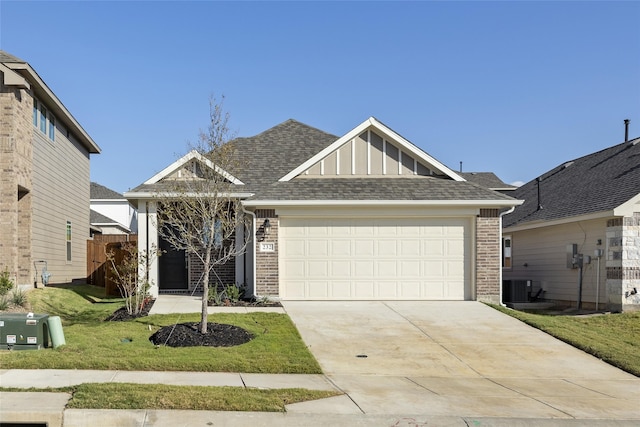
[{"xmin": 200, "ymin": 253, "xmax": 211, "ymax": 334}]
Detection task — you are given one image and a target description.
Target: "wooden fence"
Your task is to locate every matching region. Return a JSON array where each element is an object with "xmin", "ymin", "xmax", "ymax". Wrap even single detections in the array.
[{"xmin": 87, "ymin": 234, "xmax": 138, "ymax": 296}]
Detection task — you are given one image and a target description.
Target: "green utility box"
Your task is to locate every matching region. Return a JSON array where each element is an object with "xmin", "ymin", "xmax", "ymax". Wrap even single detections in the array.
[{"xmin": 0, "ymin": 313, "xmax": 50, "ymax": 350}]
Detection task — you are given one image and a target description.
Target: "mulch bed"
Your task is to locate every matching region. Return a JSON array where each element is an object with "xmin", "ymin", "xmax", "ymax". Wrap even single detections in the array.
[
  {"xmin": 149, "ymin": 322, "xmax": 254, "ymax": 347},
  {"xmin": 105, "ymin": 299, "xmax": 155, "ymax": 321},
  {"xmin": 208, "ymin": 298, "xmax": 282, "ymax": 307}
]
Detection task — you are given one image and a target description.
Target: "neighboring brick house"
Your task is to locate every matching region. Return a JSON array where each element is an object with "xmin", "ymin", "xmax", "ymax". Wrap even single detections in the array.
[
  {"xmin": 126, "ymin": 118, "xmax": 521, "ymax": 301},
  {"xmin": 0, "ymin": 51, "xmax": 100, "ymax": 286},
  {"xmin": 90, "ymin": 182, "xmax": 137, "ymax": 235},
  {"xmin": 503, "ymin": 135, "xmax": 640, "ymax": 312}
]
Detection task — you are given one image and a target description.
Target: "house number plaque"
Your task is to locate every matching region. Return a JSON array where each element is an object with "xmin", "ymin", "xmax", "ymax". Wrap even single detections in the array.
[{"xmin": 259, "ymin": 242, "xmax": 275, "ymax": 252}]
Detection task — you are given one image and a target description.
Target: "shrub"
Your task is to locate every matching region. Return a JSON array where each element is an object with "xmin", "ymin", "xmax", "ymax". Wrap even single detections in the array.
[
  {"xmin": 0, "ymin": 268, "xmax": 14, "ymax": 296},
  {"xmin": 10, "ymin": 287, "xmax": 27, "ymax": 307},
  {"xmin": 0, "ymin": 296, "xmax": 9, "ymax": 311}
]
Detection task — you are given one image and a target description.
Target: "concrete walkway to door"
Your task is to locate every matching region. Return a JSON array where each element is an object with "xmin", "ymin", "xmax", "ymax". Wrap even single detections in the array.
[{"xmin": 282, "ymin": 301, "xmax": 640, "ymax": 420}]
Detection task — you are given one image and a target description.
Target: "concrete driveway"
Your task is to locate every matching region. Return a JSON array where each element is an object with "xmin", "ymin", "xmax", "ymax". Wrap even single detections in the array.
[{"xmin": 283, "ymin": 301, "xmax": 640, "ymax": 420}]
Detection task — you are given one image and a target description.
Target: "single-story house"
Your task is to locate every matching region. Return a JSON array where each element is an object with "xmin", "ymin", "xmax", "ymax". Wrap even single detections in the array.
[
  {"xmin": 503, "ymin": 135, "xmax": 640, "ymax": 312},
  {"xmin": 126, "ymin": 118, "xmax": 521, "ymax": 301}
]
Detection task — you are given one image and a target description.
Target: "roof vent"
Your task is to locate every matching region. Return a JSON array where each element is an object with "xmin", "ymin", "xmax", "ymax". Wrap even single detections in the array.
[
  {"xmin": 624, "ymin": 119, "xmax": 630, "ymax": 142},
  {"xmin": 562, "ymin": 161, "xmax": 574, "ymax": 169}
]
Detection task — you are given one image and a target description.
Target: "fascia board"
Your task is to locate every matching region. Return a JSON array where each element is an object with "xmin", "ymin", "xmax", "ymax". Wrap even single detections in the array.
[
  {"xmin": 243, "ymin": 199, "xmax": 523, "ymax": 208},
  {"xmin": 8, "ymin": 63, "xmax": 101, "ymax": 154},
  {"xmin": 279, "ymin": 117, "xmax": 464, "ymax": 182},
  {"xmin": 0, "ymin": 63, "xmax": 30, "ymax": 89},
  {"xmin": 503, "ymin": 210, "xmax": 615, "ymax": 233},
  {"xmin": 143, "ymin": 150, "xmax": 244, "ymax": 185},
  {"xmin": 124, "ymin": 191, "xmax": 254, "ymax": 200}
]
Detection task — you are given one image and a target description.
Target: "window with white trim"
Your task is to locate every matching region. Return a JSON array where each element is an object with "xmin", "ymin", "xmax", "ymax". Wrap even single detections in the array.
[
  {"xmin": 33, "ymin": 98, "xmax": 55, "ymax": 142},
  {"xmin": 502, "ymin": 235, "xmax": 512, "ymax": 268}
]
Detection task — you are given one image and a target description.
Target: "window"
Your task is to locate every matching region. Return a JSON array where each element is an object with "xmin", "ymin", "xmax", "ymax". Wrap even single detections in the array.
[
  {"xmin": 66, "ymin": 221, "xmax": 72, "ymax": 262},
  {"xmin": 48, "ymin": 114, "xmax": 55, "ymax": 141},
  {"xmin": 502, "ymin": 235, "xmax": 512, "ymax": 268},
  {"xmin": 33, "ymin": 99, "xmax": 38, "ymax": 126},
  {"xmin": 40, "ymin": 104, "xmax": 47, "ymax": 134},
  {"xmin": 33, "ymin": 98, "xmax": 56, "ymax": 142}
]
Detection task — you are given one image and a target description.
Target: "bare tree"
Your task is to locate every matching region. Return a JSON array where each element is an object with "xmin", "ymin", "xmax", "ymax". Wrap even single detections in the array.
[{"xmin": 155, "ymin": 95, "xmax": 249, "ymax": 333}]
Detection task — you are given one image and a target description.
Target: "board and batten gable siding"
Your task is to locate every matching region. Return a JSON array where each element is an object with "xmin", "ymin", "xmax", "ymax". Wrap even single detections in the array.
[
  {"xmin": 302, "ymin": 130, "xmax": 432, "ymax": 178},
  {"xmin": 31, "ymin": 116, "xmax": 90, "ymax": 283},
  {"xmin": 504, "ymin": 218, "xmax": 608, "ymax": 308}
]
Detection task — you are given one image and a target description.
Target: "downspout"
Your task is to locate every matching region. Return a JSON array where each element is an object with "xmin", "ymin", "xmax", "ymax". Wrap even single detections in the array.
[
  {"xmin": 241, "ymin": 205, "xmax": 257, "ymax": 298},
  {"xmin": 499, "ymin": 206, "xmax": 516, "ymax": 307}
]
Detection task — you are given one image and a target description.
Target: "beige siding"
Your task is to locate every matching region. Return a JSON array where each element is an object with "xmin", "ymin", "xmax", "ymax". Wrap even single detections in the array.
[
  {"xmin": 301, "ymin": 129, "xmax": 433, "ymax": 178},
  {"xmin": 32, "ymin": 120, "xmax": 90, "ymax": 283},
  {"xmin": 504, "ymin": 219, "xmax": 608, "ymax": 307}
]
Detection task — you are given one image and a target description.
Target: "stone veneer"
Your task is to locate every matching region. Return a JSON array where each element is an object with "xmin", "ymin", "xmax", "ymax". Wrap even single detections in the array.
[
  {"xmin": 607, "ymin": 213, "xmax": 640, "ymax": 311},
  {"xmin": 476, "ymin": 209, "xmax": 501, "ymax": 303},
  {"xmin": 0, "ymin": 81, "xmax": 33, "ymax": 285}
]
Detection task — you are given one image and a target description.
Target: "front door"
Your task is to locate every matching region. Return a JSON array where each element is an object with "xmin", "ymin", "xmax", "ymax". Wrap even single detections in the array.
[{"xmin": 158, "ymin": 236, "xmax": 188, "ymax": 290}]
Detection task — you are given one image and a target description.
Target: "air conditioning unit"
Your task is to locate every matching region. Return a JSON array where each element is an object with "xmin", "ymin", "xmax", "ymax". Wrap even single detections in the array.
[{"xmin": 502, "ymin": 280, "xmax": 532, "ymax": 303}]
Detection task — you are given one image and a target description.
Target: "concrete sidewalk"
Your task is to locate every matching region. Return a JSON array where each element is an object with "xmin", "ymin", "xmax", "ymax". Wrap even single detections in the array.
[{"xmin": 2, "ymin": 297, "xmax": 639, "ymax": 426}]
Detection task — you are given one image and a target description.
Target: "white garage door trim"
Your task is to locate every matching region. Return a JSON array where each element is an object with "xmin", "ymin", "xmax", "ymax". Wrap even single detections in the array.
[{"xmin": 279, "ymin": 216, "xmax": 471, "ymax": 300}]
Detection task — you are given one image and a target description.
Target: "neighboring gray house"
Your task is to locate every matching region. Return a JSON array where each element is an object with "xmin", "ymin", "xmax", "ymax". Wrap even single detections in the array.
[
  {"xmin": 503, "ymin": 136, "xmax": 640, "ymax": 312},
  {"xmin": 126, "ymin": 117, "xmax": 520, "ymax": 301},
  {"xmin": 90, "ymin": 182, "xmax": 137, "ymax": 235},
  {"xmin": 0, "ymin": 51, "xmax": 101, "ymax": 286}
]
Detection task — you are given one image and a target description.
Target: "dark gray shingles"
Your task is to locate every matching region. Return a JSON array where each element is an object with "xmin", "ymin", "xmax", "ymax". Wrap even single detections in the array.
[
  {"xmin": 461, "ymin": 172, "xmax": 516, "ymax": 190},
  {"xmin": 128, "ymin": 119, "xmax": 517, "ymax": 203},
  {"xmin": 91, "ymin": 182, "xmax": 124, "ymax": 199},
  {"xmin": 503, "ymin": 138, "xmax": 640, "ymax": 228},
  {"xmin": 90, "ymin": 209, "xmax": 118, "ymax": 224}
]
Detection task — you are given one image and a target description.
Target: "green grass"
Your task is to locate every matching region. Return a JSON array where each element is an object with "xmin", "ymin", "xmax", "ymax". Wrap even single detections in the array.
[
  {"xmin": 0, "ymin": 384, "xmax": 341, "ymax": 411},
  {"xmin": 0, "ymin": 285, "xmax": 321, "ymax": 373},
  {"xmin": 492, "ymin": 305, "xmax": 640, "ymax": 377}
]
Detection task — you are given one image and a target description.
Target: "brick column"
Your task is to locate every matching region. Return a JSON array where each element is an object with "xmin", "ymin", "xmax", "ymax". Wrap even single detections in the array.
[
  {"xmin": 255, "ymin": 209, "xmax": 279, "ymax": 297},
  {"xmin": 476, "ymin": 209, "xmax": 500, "ymax": 303}
]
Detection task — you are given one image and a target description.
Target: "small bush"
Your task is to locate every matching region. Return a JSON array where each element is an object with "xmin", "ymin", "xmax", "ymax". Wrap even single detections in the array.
[
  {"xmin": 0, "ymin": 268, "xmax": 14, "ymax": 296},
  {"xmin": 0, "ymin": 296, "xmax": 9, "ymax": 311},
  {"xmin": 10, "ymin": 287, "xmax": 28, "ymax": 307}
]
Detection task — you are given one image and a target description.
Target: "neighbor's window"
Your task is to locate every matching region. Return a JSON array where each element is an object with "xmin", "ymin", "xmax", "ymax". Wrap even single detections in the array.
[
  {"xmin": 48, "ymin": 114, "xmax": 55, "ymax": 141},
  {"xmin": 66, "ymin": 221, "xmax": 72, "ymax": 262},
  {"xmin": 502, "ymin": 235, "xmax": 512, "ymax": 268},
  {"xmin": 33, "ymin": 99, "xmax": 38, "ymax": 126},
  {"xmin": 39, "ymin": 104, "xmax": 47, "ymax": 134}
]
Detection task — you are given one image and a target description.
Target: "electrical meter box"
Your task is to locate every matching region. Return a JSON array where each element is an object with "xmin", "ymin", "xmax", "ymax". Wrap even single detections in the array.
[{"xmin": 0, "ymin": 313, "xmax": 50, "ymax": 350}]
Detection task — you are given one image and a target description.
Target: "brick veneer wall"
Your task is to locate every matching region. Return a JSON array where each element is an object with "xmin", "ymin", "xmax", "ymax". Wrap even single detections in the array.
[
  {"xmin": 188, "ymin": 253, "xmax": 235, "ymax": 291},
  {"xmin": 254, "ymin": 209, "xmax": 279, "ymax": 297},
  {"xmin": 476, "ymin": 209, "xmax": 501, "ymax": 303},
  {"xmin": 0, "ymin": 82, "xmax": 33, "ymax": 285}
]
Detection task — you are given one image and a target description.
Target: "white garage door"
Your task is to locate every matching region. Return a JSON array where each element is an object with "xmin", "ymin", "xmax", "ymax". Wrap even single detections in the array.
[{"xmin": 279, "ymin": 217, "xmax": 470, "ymax": 300}]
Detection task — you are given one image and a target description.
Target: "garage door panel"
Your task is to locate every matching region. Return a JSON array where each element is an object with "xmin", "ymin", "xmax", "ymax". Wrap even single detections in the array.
[{"xmin": 280, "ymin": 217, "xmax": 470, "ymax": 300}]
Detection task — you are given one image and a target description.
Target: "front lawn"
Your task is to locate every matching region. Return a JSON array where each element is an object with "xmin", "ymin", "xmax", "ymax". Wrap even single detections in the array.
[
  {"xmin": 492, "ymin": 305, "xmax": 640, "ymax": 377},
  {"xmin": 0, "ymin": 285, "xmax": 321, "ymax": 374}
]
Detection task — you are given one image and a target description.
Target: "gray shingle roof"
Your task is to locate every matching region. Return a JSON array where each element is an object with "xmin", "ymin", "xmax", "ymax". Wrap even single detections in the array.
[
  {"xmin": 0, "ymin": 51, "xmax": 26, "ymax": 63},
  {"xmin": 504, "ymin": 137, "xmax": 640, "ymax": 228},
  {"xmin": 91, "ymin": 182, "xmax": 124, "ymax": 199},
  {"xmin": 129, "ymin": 119, "xmax": 517, "ymax": 204},
  {"xmin": 460, "ymin": 172, "xmax": 516, "ymax": 190},
  {"xmin": 90, "ymin": 209, "xmax": 118, "ymax": 224}
]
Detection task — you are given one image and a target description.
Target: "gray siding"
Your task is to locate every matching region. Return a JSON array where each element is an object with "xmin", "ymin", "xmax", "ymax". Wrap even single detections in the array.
[{"xmin": 32, "ymin": 119, "xmax": 90, "ymax": 283}]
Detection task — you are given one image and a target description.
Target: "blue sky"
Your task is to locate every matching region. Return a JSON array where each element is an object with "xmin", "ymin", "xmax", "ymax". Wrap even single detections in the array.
[{"xmin": 1, "ymin": 1, "xmax": 639, "ymax": 193}]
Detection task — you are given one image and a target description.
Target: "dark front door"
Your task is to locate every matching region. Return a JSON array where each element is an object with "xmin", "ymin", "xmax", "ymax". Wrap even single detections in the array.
[{"xmin": 158, "ymin": 236, "xmax": 187, "ymax": 290}]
